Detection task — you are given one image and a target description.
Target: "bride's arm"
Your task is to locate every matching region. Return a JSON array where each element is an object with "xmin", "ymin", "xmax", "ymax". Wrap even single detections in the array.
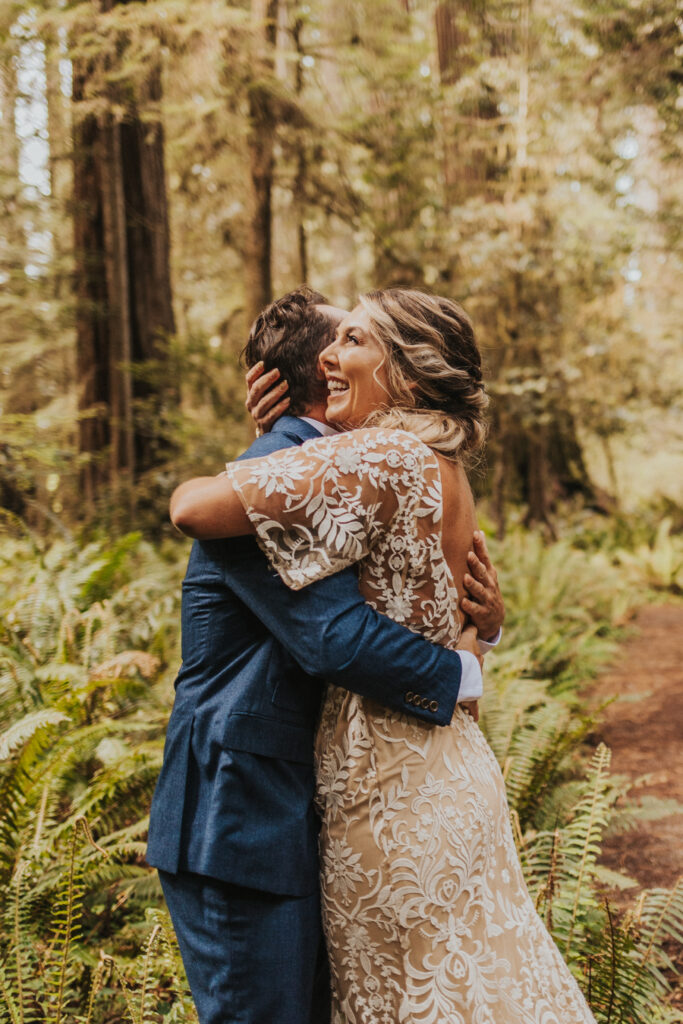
[
  {"xmin": 170, "ymin": 474, "xmax": 253, "ymax": 539},
  {"xmin": 170, "ymin": 428, "xmax": 397, "ymax": 548}
]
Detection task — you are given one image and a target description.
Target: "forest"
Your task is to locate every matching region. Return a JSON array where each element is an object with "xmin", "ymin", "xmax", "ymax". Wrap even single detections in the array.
[{"xmin": 0, "ymin": 0, "xmax": 682, "ymax": 1020}]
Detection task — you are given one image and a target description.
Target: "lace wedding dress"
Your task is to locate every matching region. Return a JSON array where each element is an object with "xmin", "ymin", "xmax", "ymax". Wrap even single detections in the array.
[{"xmin": 227, "ymin": 427, "xmax": 595, "ymax": 1024}]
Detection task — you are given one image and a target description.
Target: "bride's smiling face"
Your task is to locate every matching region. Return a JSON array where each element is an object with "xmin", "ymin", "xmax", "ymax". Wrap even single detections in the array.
[{"xmin": 318, "ymin": 306, "xmax": 392, "ymax": 428}]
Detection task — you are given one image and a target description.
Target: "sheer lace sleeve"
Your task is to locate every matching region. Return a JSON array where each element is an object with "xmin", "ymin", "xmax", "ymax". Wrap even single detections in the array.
[{"xmin": 225, "ymin": 427, "xmax": 433, "ymax": 590}]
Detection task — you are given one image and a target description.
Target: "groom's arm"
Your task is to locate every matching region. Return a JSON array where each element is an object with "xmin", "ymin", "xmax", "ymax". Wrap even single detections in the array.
[
  {"xmin": 223, "ymin": 547, "xmax": 477, "ymax": 727},
  {"xmin": 221, "ymin": 428, "xmax": 495, "ymax": 726}
]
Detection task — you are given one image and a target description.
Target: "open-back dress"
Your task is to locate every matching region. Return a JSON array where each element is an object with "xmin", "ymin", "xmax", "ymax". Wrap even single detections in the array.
[{"xmin": 227, "ymin": 426, "xmax": 595, "ymax": 1024}]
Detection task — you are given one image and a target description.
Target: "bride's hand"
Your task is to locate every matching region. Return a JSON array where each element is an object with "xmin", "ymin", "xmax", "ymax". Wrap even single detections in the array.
[{"xmin": 245, "ymin": 362, "xmax": 290, "ymax": 435}]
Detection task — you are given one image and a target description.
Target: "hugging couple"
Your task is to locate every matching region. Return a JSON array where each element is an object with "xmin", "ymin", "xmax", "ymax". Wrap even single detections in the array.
[{"xmin": 146, "ymin": 287, "xmax": 596, "ymax": 1023}]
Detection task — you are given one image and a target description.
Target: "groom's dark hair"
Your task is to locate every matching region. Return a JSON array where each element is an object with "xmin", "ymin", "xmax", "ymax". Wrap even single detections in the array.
[{"xmin": 241, "ymin": 286, "xmax": 336, "ymax": 416}]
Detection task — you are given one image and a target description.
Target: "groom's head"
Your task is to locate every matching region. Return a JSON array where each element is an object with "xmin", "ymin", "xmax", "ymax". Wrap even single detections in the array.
[{"xmin": 242, "ymin": 287, "xmax": 346, "ymax": 417}]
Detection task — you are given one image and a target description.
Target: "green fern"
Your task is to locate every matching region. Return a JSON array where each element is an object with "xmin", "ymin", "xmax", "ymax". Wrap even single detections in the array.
[
  {"xmin": 614, "ymin": 518, "xmax": 683, "ymax": 594},
  {"xmin": 0, "ymin": 520, "xmax": 679, "ymax": 1021},
  {"xmin": 43, "ymin": 818, "xmax": 107, "ymax": 1024}
]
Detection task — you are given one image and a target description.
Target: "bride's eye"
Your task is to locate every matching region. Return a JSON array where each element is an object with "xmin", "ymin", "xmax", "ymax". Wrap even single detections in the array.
[{"xmin": 347, "ymin": 334, "xmax": 361, "ymax": 346}]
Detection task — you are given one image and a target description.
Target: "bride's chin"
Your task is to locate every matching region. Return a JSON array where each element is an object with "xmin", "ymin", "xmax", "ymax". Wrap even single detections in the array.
[
  {"xmin": 326, "ymin": 394, "xmax": 374, "ymax": 430},
  {"xmin": 325, "ymin": 398, "xmax": 349, "ymax": 426}
]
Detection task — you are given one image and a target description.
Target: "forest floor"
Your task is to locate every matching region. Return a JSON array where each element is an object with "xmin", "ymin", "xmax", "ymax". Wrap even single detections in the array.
[{"xmin": 587, "ymin": 603, "xmax": 683, "ymax": 1005}]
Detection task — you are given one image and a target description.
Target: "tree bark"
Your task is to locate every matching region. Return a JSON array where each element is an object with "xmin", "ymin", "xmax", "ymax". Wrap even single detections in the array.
[
  {"xmin": 45, "ymin": 31, "xmax": 72, "ymax": 300},
  {"xmin": 0, "ymin": 40, "xmax": 24, "ymax": 285},
  {"xmin": 72, "ymin": 0, "xmax": 175, "ymax": 516},
  {"xmin": 293, "ymin": 15, "xmax": 308, "ymax": 284},
  {"xmin": 244, "ymin": 0, "xmax": 278, "ymax": 324},
  {"xmin": 435, "ymin": 1, "xmax": 503, "ymax": 204}
]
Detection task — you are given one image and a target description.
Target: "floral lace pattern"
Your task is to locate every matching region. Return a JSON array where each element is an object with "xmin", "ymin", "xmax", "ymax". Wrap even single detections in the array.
[{"xmin": 228, "ymin": 427, "xmax": 595, "ymax": 1024}]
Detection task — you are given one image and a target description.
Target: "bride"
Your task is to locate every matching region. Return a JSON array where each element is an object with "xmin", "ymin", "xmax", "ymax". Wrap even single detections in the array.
[{"xmin": 172, "ymin": 288, "xmax": 595, "ymax": 1023}]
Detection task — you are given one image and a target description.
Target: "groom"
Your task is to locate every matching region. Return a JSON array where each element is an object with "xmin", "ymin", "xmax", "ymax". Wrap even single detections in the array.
[{"xmin": 147, "ymin": 287, "xmax": 504, "ymax": 1024}]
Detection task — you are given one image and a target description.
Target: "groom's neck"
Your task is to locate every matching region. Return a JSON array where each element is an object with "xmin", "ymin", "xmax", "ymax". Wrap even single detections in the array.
[{"xmin": 301, "ymin": 400, "xmax": 329, "ymax": 426}]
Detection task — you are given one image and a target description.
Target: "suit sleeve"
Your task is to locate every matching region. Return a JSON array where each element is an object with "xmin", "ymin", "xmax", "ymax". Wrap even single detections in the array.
[
  {"xmin": 224, "ymin": 426, "xmax": 465, "ymax": 724},
  {"xmin": 223, "ymin": 552, "xmax": 461, "ymax": 726}
]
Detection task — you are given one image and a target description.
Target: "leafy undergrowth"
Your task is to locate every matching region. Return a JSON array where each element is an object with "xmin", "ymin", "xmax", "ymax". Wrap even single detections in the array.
[{"xmin": 0, "ymin": 513, "xmax": 681, "ymax": 1021}]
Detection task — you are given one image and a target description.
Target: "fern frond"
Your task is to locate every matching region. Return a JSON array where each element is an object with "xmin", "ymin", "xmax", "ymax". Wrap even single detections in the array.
[
  {"xmin": 44, "ymin": 818, "xmax": 109, "ymax": 1024},
  {"xmin": 627, "ymin": 879, "xmax": 683, "ymax": 1001},
  {"xmin": 561, "ymin": 744, "xmax": 613, "ymax": 956},
  {"xmin": 83, "ymin": 952, "xmax": 115, "ymax": 1024},
  {"xmin": 0, "ymin": 964, "xmax": 22, "ymax": 1024},
  {"xmin": 0, "ymin": 710, "xmax": 70, "ymax": 761}
]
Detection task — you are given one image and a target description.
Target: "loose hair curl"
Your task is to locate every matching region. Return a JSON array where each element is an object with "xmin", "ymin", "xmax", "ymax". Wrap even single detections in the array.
[{"xmin": 358, "ymin": 288, "xmax": 488, "ymax": 462}]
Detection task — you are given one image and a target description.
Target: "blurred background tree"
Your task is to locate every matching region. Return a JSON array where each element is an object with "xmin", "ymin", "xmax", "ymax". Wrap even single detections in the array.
[{"xmin": 0, "ymin": 0, "xmax": 680, "ymax": 534}]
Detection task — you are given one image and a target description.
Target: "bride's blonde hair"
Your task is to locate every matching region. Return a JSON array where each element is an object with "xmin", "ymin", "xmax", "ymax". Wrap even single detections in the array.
[{"xmin": 359, "ymin": 288, "xmax": 488, "ymax": 462}]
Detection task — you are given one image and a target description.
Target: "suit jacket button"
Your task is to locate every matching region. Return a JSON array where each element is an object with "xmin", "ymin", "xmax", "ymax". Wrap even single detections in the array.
[
  {"xmin": 420, "ymin": 697, "xmax": 430, "ymax": 710},
  {"xmin": 429, "ymin": 700, "xmax": 439, "ymax": 712},
  {"xmin": 412, "ymin": 694, "xmax": 422, "ymax": 706},
  {"xmin": 405, "ymin": 691, "xmax": 414, "ymax": 703}
]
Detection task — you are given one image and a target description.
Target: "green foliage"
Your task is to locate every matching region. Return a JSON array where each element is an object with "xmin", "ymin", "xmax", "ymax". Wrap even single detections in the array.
[
  {"xmin": 0, "ymin": 820, "xmax": 196, "ymax": 1023},
  {"xmin": 0, "ymin": 517, "xmax": 679, "ymax": 1019},
  {"xmin": 0, "ymin": 530, "xmax": 188, "ymax": 1020},
  {"xmin": 511, "ymin": 749, "xmax": 683, "ymax": 1022},
  {"xmin": 2, "ymin": 0, "xmax": 681, "ymax": 531},
  {"xmin": 613, "ymin": 518, "xmax": 683, "ymax": 595},
  {"xmin": 477, "ymin": 522, "xmax": 682, "ymax": 1018},
  {"xmin": 479, "ymin": 523, "xmax": 632, "ymax": 829}
]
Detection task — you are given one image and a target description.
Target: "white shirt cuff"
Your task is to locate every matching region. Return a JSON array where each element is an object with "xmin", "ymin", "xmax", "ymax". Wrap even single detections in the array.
[
  {"xmin": 478, "ymin": 626, "xmax": 502, "ymax": 655},
  {"xmin": 456, "ymin": 651, "xmax": 483, "ymax": 702}
]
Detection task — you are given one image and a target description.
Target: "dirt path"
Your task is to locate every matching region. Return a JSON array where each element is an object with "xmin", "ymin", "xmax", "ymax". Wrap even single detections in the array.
[
  {"xmin": 588, "ymin": 604, "xmax": 682, "ymax": 894},
  {"xmin": 587, "ymin": 604, "xmax": 683, "ymax": 1000}
]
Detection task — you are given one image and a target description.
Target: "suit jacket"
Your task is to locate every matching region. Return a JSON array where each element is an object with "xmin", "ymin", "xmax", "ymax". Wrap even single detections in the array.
[{"xmin": 146, "ymin": 416, "xmax": 464, "ymax": 897}]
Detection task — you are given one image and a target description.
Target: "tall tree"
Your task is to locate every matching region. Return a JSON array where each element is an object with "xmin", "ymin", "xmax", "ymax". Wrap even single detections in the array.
[
  {"xmin": 433, "ymin": 0, "xmax": 603, "ymax": 530},
  {"xmin": 72, "ymin": 0, "xmax": 175, "ymax": 515},
  {"xmin": 44, "ymin": 26, "xmax": 72, "ymax": 300},
  {"xmin": 0, "ymin": 12, "xmax": 27, "ymax": 296},
  {"xmin": 244, "ymin": 0, "xmax": 278, "ymax": 324}
]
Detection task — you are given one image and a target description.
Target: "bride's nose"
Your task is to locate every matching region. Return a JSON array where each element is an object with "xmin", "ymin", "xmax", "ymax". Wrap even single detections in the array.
[{"xmin": 318, "ymin": 339, "xmax": 339, "ymax": 373}]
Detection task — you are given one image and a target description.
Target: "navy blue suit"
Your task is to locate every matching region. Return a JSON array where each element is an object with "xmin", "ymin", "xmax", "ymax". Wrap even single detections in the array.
[{"xmin": 147, "ymin": 416, "xmax": 465, "ymax": 1023}]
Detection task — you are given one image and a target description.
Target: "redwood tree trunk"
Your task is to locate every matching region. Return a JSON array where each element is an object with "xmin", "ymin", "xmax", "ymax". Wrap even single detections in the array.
[
  {"xmin": 244, "ymin": 0, "xmax": 278, "ymax": 325},
  {"xmin": 0, "ymin": 39, "xmax": 24, "ymax": 286},
  {"xmin": 73, "ymin": 0, "xmax": 175, "ymax": 514}
]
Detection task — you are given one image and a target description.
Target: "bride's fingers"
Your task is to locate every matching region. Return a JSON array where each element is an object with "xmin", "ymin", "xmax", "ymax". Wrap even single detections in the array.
[
  {"xmin": 245, "ymin": 361, "xmax": 265, "ymax": 387},
  {"xmin": 252, "ymin": 380, "xmax": 288, "ymax": 422},
  {"xmin": 246, "ymin": 367, "xmax": 281, "ymax": 412},
  {"xmin": 257, "ymin": 395, "xmax": 290, "ymax": 432}
]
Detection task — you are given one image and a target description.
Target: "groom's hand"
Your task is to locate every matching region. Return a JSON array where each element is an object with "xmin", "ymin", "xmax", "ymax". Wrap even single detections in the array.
[
  {"xmin": 461, "ymin": 531, "xmax": 504, "ymax": 642},
  {"xmin": 245, "ymin": 362, "xmax": 290, "ymax": 434}
]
